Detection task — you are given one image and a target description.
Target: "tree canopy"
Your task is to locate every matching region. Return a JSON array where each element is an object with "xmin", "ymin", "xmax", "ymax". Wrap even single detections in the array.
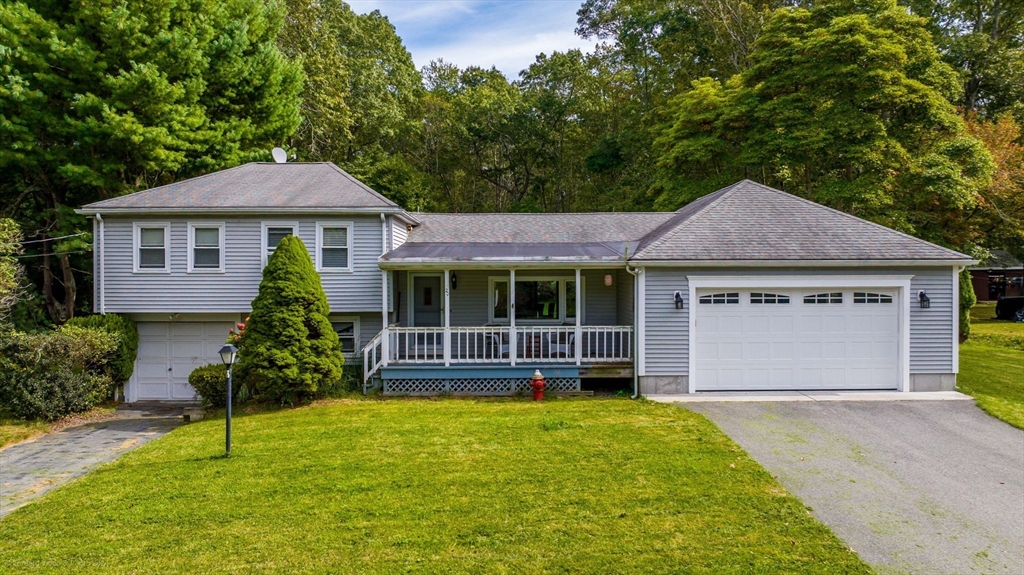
[
  {"xmin": 653, "ymin": 0, "xmax": 995, "ymax": 250},
  {"xmin": 0, "ymin": 0, "xmax": 303, "ymax": 323}
]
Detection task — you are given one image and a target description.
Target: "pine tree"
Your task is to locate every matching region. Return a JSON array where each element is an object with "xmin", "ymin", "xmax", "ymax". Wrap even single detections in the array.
[{"xmin": 237, "ymin": 236, "xmax": 343, "ymax": 404}]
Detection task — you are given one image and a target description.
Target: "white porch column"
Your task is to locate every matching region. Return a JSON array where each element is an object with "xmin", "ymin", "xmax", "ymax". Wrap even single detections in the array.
[
  {"xmin": 381, "ymin": 269, "xmax": 390, "ymax": 367},
  {"xmin": 509, "ymin": 269, "xmax": 516, "ymax": 367},
  {"xmin": 444, "ymin": 269, "xmax": 451, "ymax": 367},
  {"xmin": 575, "ymin": 268, "xmax": 582, "ymax": 366}
]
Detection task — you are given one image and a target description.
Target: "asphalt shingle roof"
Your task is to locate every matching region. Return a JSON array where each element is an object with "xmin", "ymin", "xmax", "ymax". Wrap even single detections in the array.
[
  {"xmin": 406, "ymin": 213, "xmax": 676, "ymax": 244},
  {"xmin": 632, "ymin": 180, "xmax": 970, "ymax": 261},
  {"xmin": 81, "ymin": 163, "xmax": 398, "ymax": 211}
]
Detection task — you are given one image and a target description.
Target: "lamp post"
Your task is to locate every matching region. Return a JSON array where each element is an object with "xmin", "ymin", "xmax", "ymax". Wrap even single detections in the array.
[{"xmin": 218, "ymin": 344, "xmax": 238, "ymax": 456}]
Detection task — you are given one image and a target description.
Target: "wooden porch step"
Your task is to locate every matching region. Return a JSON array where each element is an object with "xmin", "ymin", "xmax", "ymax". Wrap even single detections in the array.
[{"xmin": 554, "ymin": 390, "xmax": 594, "ymax": 396}]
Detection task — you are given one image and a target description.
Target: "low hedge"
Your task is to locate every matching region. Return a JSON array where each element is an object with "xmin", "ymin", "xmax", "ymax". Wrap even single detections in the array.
[
  {"xmin": 189, "ymin": 364, "xmax": 253, "ymax": 408},
  {"xmin": 0, "ymin": 327, "xmax": 117, "ymax": 421},
  {"xmin": 65, "ymin": 314, "xmax": 138, "ymax": 387}
]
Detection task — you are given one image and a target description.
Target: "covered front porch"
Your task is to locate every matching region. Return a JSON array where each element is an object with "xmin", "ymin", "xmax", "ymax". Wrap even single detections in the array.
[{"xmin": 363, "ymin": 266, "xmax": 635, "ymax": 394}]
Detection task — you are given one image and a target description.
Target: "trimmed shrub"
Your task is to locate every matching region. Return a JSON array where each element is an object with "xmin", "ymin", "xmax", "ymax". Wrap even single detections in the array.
[
  {"xmin": 189, "ymin": 364, "xmax": 228, "ymax": 408},
  {"xmin": 0, "ymin": 327, "xmax": 117, "ymax": 421},
  {"xmin": 65, "ymin": 314, "xmax": 138, "ymax": 387},
  {"xmin": 236, "ymin": 236, "xmax": 344, "ymax": 404},
  {"xmin": 959, "ymin": 268, "xmax": 977, "ymax": 339}
]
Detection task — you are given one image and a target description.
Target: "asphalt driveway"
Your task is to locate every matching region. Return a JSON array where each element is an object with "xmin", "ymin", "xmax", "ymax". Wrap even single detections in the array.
[
  {"xmin": 686, "ymin": 401, "xmax": 1024, "ymax": 575},
  {"xmin": 0, "ymin": 404, "xmax": 182, "ymax": 518}
]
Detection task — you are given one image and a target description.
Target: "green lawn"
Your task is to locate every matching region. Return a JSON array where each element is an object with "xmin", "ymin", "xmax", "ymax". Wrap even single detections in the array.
[
  {"xmin": 0, "ymin": 410, "xmax": 49, "ymax": 451},
  {"xmin": 0, "ymin": 398, "xmax": 869, "ymax": 574},
  {"xmin": 970, "ymin": 302, "xmax": 1024, "ymax": 350},
  {"xmin": 959, "ymin": 343, "xmax": 1024, "ymax": 429},
  {"xmin": 957, "ymin": 303, "xmax": 1024, "ymax": 429}
]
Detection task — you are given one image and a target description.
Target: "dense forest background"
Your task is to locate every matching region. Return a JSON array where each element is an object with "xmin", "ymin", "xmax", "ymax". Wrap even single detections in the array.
[{"xmin": 1, "ymin": 0, "xmax": 1022, "ymax": 327}]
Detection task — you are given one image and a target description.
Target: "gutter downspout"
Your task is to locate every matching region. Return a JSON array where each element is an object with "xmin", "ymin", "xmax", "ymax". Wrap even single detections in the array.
[
  {"xmin": 95, "ymin": 213, "xmax": 105, "ymax": 315},
  {"xmin": 625, "ymin": 246, "xmax": 641, "ymax": 399},
  {"xmin": 368, "ymin": 213, "xmax": 388, "ymax": 396}
]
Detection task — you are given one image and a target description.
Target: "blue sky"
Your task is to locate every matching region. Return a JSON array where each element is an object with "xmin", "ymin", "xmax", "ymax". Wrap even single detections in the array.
[{"xmin": 347, "ymin": 0, "xmax": 596, "ymax": 77}]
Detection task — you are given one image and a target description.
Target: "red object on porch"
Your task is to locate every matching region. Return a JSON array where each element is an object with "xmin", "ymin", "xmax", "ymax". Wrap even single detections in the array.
[{"xmin": 530, "ymin": 370, "xmax": 546, "ymax": 401}]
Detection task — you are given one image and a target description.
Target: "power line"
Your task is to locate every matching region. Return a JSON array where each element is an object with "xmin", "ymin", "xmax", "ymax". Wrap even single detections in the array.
[
  {"xmin": 2, "ymin": 232, "xmax": 88, "ymax": 247},
  {"xmin": 12, "ymin": 249, "xmax": 92, "ymax": 259}
]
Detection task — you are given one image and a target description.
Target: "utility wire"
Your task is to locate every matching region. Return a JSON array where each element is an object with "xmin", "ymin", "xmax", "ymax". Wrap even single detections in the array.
[{"xmin": 2, "ymin": 232, "xmax": 88, "ymax": 247}]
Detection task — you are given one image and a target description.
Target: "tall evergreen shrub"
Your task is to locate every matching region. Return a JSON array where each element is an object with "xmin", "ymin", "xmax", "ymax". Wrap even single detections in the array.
[
  {"xmin": 959, "ymin": 268, "xmax": 977, "ymax": 339},
  {"xmin": 236, "ymin": 236, "xmax": 343, "ymax": 403}
]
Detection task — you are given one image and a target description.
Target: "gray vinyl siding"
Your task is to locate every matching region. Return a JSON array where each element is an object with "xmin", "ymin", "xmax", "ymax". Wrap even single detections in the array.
[
  {"xmin": 616, "ymin": 269, "xmax": 635, "ymax": 325},
  {"xmin": 101, "ymin": 215, "xmax": 384, "ymax": 314},
  {"xmin": 643, "ymin": 269, "xmax": 690, "ymax": 376},
  {"xmin": 582, "ymin": 270, "xmax": 617, "ymax": 325},
  {"xmin": 390, "ymin": 217, "xmax": 408, "ymax": 250},
  {"xmin": 642, "ymin": 266, "xmax": 957, "ymax": 376},
  {"xmin": 909, "ymin": 268, "xmax": 955, "ymax": 373}
]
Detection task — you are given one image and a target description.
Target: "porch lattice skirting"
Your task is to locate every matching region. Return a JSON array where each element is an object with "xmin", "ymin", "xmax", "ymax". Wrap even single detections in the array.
[{"xmin": 383, "ymin": 377, "xmax": 581, "ymax": 396}]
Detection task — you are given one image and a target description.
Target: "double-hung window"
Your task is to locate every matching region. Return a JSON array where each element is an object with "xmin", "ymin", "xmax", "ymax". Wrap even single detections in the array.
[
  {"xmin": 188, "ymin": 223, "xmax": 224, "ymax": 272},
  {"xmin": 316, "ymin": 222, "xmax": 353, "ymax": 272},
  {"xmin": 262, "ymin": 222, "xmax": 298, "ymax": 266},
  {"xmin": 134, "ymin": 223, "xmax": 170, "ymax": 273}
]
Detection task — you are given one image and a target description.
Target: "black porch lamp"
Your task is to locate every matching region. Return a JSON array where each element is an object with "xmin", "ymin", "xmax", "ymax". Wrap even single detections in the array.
[
  {"xmin": 218, "ymin": 344, "xmax": 238, "ymax": 455},
  {"xmin": 674, "ymin": 291, "xmax": 685, "ymax": 309}
]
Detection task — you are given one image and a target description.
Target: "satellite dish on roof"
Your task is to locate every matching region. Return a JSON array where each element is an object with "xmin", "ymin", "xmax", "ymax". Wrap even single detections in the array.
[{"xmin": 271, "ymin": 147, "xmax": 288, "ymax": 163}]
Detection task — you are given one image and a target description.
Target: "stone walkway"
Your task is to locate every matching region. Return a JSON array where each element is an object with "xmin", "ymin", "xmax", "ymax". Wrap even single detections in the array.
[{"xmin": 0, "ymin": 404, "xmax": 183, "ymax": 518}]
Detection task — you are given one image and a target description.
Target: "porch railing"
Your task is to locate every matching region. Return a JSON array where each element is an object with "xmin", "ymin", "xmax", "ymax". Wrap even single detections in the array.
[{"xmin": 364, "ymin": 325, "xmax": 633, "ymax": 381}]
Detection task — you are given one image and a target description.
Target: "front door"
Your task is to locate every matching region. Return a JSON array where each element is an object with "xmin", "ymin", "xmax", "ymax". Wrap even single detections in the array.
[{"xmin": 413, "ymin": 275, "xmax": 442, "ymax": 327}]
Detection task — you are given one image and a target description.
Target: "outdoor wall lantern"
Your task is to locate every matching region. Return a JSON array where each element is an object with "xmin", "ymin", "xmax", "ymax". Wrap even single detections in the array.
[
  {"xmin": 218, "ymin": 344, "xmax": 238, "ymax": 456},
  {"xmin": 604, "ymin": 274, "xmax": 613, "ymax": 286},
  {"xmin": 450, "ymin": 272, "xmax": 458, "ymax": 290},
  {"xmin": 674, "ymin": 291, "xmax": 686, "ymax": 309},
  {"xmin": 918, "ymin": 290, "xmax": 931, "ymax": 309}
]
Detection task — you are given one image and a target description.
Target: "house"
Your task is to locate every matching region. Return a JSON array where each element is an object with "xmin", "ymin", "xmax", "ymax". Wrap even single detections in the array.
[
  {"xmin": 78, "ymin": 164, "xmax": 975, "ymax": 401},
  {"xmin": 970, "ymin": 250, "xmax": 1023, "ymax": 301}
]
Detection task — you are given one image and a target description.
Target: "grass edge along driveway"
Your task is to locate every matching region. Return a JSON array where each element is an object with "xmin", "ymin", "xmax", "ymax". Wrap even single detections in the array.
[
  {"xmin": 960, "ymin": 302, "xmax": 1024, "ymax": 429},
  {"xmin": 0, "ymin": 398, "xmax": 870, "ymax": 574}
]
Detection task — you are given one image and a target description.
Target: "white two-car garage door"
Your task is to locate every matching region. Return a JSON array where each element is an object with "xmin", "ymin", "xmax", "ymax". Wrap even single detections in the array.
[
  {"xmin": 694, "ymin": 289, "xmax": 900, "ymax": 391},
  {"xmin": 133, "ymin": 322, "xmax": 236, "ymax": 401}
]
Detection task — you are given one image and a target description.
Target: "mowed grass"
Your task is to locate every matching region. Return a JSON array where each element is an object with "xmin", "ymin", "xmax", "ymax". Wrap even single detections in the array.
[
  {"xmin": 970, "ymin": 302, "xmax": 1024, "ymax": 350},
  {"xmin": 958, "ymin": 343, "xmax": 1024, "ymax": 429},
  {"xmin": 0, "ymin": 398, "xmax": 869, "ymax": 574},
  {"xmin": 0, "ymin": 409, "xmax": 48, "ymax": 450}
]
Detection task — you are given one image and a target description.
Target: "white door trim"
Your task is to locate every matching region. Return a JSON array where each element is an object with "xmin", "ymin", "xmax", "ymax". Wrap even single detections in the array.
[{"xmin": 686, "ymin": 275, "xmax": 913, "ymax": 393}]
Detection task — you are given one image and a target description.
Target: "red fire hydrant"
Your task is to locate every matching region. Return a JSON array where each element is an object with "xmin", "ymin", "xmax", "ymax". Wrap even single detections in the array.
[{"xmin": 530, "ymin": 370, "xmax": 546, "ymax": 401}]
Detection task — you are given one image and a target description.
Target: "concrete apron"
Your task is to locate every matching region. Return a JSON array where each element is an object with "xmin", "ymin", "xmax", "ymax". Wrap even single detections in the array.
[{"xmin": 647, "ymin": 391, "xmax": 973, "ymax": 403}]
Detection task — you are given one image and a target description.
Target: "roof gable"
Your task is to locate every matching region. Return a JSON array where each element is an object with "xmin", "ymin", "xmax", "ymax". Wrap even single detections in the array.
[
  {"xmin": 81, "ymin": 162, "xmax": 399, "ymax": 212},
  {"xmin": 634, "ymin": 180, "xmax": 970, "ymax": 262}
]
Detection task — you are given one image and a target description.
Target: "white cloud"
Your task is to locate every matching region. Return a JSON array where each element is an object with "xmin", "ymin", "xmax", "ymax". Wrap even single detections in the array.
[
  {"xmin": 347, "ymin": 0, "xmax": 596, "ymax": 77},
  {"xmin": 426, "ymin": 30, "xmax": 596, "ymax": 76}
]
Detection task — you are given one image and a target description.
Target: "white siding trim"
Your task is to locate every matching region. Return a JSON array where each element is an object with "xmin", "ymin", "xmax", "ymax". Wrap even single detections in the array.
[
  {"xmin": 637, "ymin": 269, "xmax": 646, "ymax": 377},
  {"xmin": 186, "ymin": 222, "xmax": 226, "ymax": 273},
  {"xmin": 132, "ymin": 222, "xmax": 170, "ymax": 274},
  {"xmin": 952, "ymin": 266, "xmax": 960, "ymax": 374},
  {"xmin": 686, "ymin": 275, "xmax": 913, "ymax": 393},
  {"xmin": 260, "ymin": 221, "xmax": 299, "ymax": 267},
  {"xmin": 315, "ymin": 221, "xmax": 354, "ymax": 273}
]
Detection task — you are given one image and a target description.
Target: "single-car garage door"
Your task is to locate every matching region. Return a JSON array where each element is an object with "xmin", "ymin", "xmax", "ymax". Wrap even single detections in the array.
[
  {"xmin": 133, "ymin": 322, "xmax": 236, "ymax": 401},
  {"xmin": 694, "ymin": 289, "xmax": 899, "ymax": 391}
]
